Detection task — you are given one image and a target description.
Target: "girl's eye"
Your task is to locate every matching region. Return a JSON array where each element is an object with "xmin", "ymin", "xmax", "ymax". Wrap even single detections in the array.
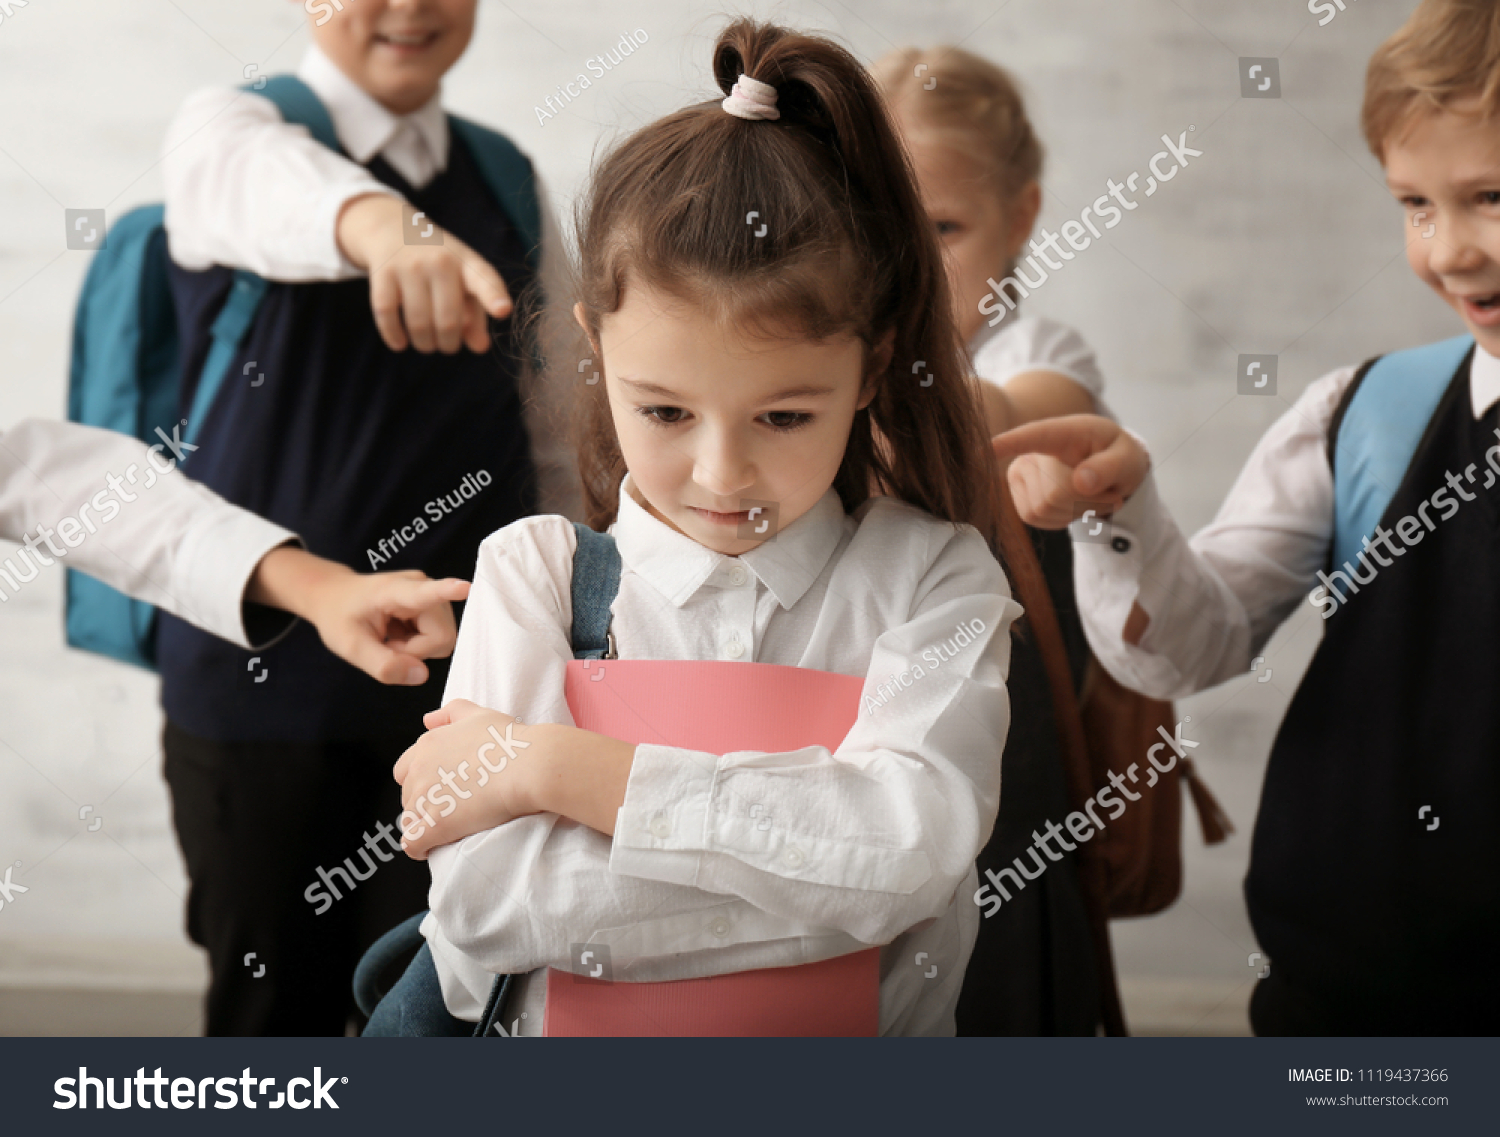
[
  {"xmin": 1401, "ymin": 195, "xmax": 1429, "ymax": 209},
  {"xmin": 759, "ymin": 410, "xmax": 812, "ymax": 432},
  {"xmin": 935, "ymin": 219, "xmax": 962, "ymax": 236},
  {"xmin": 639, "ymin": 405, "xmax": 687, "ymax": 426},
  {"xmin": 1481, "ymin": 191, "xmax": 1500, "ymax": 207}
]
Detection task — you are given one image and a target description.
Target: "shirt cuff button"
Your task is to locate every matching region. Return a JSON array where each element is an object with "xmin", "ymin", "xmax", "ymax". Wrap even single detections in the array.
[
  {"xmin": 649, "ymin": 815, "xmax": 671, "ymax": 839},
  {"xmin": 782, "ymin": 846, "xmax": 805, "ymax": 868},
  {"xmin": 709, "ymin": 917, "xmax": 731, "ymax": 938},
  {"xmin": 1110, "ymin": 536, "xmax": 1131, "ymax": 554}
]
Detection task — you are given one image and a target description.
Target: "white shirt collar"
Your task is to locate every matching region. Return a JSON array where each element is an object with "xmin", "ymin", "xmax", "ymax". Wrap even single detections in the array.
[
  {"xmin": 296, "ymin": 43, "xmax": 449, "ymax": 175},
  {"xmin": 1471, "ymin": 340, "xmax": 1500, "ymax": 420},
  {"xmin": 610, "ymin": 474, "xmax": 848, "ymax": 610}
]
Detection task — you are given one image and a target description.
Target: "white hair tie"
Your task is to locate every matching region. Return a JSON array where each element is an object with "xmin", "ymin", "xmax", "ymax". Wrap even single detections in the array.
[{"xmin": 722, "ymin": 73, "xmax": 780, "ymax": 121}]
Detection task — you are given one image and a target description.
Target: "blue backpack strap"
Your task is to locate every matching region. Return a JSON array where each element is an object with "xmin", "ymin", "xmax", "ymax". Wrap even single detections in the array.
[
  {"xmin": 182, "ymin": 270, "xmax": 270, "ymax": 452},
  {"xmin": 448, "ymin": 116, "xmax": 542, "ymax": 275},
  {"xmin": 251, "ymin": 74, "xmax": 341, "ymax": 151},
  {"xmin": 1330, "ymin": 333, "xmax": 1474, "ymax": 571},
  {"xmin": 570, "ymin": 522, "xmax": 621, "ymax": 659},
  {"xmin": 180, "ymin": 78, "xmax": 340, "ymax": 453}
]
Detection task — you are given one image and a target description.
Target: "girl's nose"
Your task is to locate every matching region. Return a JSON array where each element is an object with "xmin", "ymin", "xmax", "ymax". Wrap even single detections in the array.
[{"xmin": 691, "ymin": 433, "xmax": 756, "ymax": 497}]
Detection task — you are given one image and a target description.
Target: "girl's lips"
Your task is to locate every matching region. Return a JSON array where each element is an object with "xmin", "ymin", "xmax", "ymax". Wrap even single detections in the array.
[{"xmin": 688, "ymin": 507, "xmax": 751, "ymax": 527}]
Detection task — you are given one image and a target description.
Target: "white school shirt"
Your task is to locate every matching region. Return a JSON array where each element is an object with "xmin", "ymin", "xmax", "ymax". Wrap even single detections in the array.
[
  {"xmin": 1078, "ymin": 342, "xmax": 1500, "ymax": 700},
  {"xmin": 421, "ymin": 477, "xmax": 1022, "ymax": 1036},
  {"xmin": 0, "ymin": 418, "xmax": 297, "ymax": 649},
  {"xmin": 161, "ymin": 44, "xmax": 578, "ymax": 518},
  {"xmin": 968, "ymin": 313, "xmax": 1107, "ymax": 405}
]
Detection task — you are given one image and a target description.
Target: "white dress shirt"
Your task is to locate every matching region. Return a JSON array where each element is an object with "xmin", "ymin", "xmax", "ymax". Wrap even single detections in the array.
[
  {"xmin": 1078, "ymin": 341, "xmax": 1500, "ymax": 699},
  {"xmin": 160, "ymin": 44, "xmax": 578, "ymax": 518},
  {"xmin": 0, "ymin": 418, "xmax": 296, "ymax": 649},
  {"xmin": 422, "ymin": 477, "xmax": 1022, "ymax": 1036},
  {"xmin": 968, "ymin": 313, "xmax": 1107, "ymax": 403}
]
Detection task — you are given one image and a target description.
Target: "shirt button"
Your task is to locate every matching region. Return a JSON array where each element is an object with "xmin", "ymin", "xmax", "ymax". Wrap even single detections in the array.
[
  {"xmin": 782, "ymin": 846, "xmax": 806, "ymax": 868},
  {"xmin": 728, "ymin": 565, "xmax": 748, "ymax": 586},
  {"xmin": 1111, "ymin": 536, "xmax": 1131, "ymax": 554},
  {"xmin": 649, "ymin": 815, "xmax": 671, "ymax": 839},
  {"xmin": 709, "ymin": 917, "xmax": 731, "ymax": 938},
  {"xmin": 725, "ymin": 640, "xmax": 745, "ymax": 659}
]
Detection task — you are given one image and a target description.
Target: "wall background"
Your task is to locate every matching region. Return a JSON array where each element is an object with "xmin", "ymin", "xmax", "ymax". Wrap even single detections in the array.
[{"xmin": 0, "ymin": 0, "xmax": 1439, "ymax": 1034}]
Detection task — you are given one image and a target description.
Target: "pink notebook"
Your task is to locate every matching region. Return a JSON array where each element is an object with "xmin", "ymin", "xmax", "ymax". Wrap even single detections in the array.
[{"xmin": 545, "ymin": 659, "xmax": 879, "ymax": 1037}]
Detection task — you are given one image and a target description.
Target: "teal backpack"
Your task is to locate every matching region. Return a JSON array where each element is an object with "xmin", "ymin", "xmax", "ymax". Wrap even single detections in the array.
[{"xmin": 65, "ymin": 76, "xmax": 541, "ymax": 670}]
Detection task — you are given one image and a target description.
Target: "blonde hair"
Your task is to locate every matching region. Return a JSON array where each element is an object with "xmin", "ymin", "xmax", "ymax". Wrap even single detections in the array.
[
  {"xmin": 1363, "ymin": 0, "xmax": 1500, "ymax": 159},
  {"xmin": 871, "ymin": 46, "xmax": 1043, "ymax": 201}
]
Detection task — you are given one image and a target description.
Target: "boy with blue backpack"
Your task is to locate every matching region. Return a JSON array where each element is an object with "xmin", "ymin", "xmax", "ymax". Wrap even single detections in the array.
[
  {"xmin": 994, "ymin": 0, "xmax": 1500, "ymax": 1034},
  {"xmin": 68, "ymin": 0, "xmax": 570, "ymax": 1035}
]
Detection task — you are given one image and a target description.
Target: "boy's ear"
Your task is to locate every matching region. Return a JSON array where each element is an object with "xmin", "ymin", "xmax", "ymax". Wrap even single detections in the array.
[{"xmin": 1005, "ymin": 181, "xmax": 1043, "ymax": 262}]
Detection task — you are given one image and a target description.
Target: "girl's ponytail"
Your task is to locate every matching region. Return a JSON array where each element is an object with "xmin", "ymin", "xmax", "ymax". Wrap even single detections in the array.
[{"xmin": 573, "ymin": 19, "xmax": 997, "ymax": 544}]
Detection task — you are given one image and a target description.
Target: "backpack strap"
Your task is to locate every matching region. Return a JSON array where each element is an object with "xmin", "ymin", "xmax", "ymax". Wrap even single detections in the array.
[
  {"xmin": 253, "ymin": 75, "xmax": 341, "ymax": 151},
  {"xmin": 181, "ymin": 78, "xmax": 345, "ymax": 452},
  {"xmin": 182, "ymin": 271, "xmax": 270, "ymax": 452},
  {"xmin": 448, "ymin": 116, "xmax": 542, "ymax": 276},
  {"xmin": 1328, "ymin": 334, "xmax": 1474, "ymax": 571},
  {"xmin": 570, "ymin": 522, "xmax": 621, "ymax": 659}
]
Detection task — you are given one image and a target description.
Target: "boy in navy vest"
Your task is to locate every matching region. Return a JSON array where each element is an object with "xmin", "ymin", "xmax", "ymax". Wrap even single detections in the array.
[
  {"xmin": 994, "ymin": 0, "xmax": 1500, "ymax": 1034},
  {"xmin": 157, "ymin": 0, "xmax": 572, "ymax": 1035}
]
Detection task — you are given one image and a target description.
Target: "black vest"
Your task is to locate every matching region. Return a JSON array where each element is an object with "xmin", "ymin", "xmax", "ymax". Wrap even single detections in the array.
[
  {"xmin": 1246, "ymin": 353, "xmax": 1500, "ymax": 1031},
  {"xmin": 158, "ymin": 134, "xmax": 538, "ymax": 742}
]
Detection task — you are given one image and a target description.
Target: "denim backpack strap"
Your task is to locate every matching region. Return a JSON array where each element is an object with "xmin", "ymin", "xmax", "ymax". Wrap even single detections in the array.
[
  {"xmin": 477, "ymin": 523, "xmax": 620, "ymax": 1036},
  {"xmin": 570, "ymin": 522, "xmax": 622, "ymax": 660}
]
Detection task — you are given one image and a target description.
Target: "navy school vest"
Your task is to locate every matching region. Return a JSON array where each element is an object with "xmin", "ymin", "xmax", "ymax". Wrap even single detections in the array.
[
  {"xmin": 157, "ymin": 133, "xmax": 538, "ymax": 743},
  {"xmin": 1246, "ymin": 349, "xmax": 1500, "ymax": 1031}
]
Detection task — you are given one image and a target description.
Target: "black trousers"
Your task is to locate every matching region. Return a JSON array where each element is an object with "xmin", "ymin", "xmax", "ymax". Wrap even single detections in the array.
[{"xmin": 162, "ymin": 720, "xmax": 431, "ymax": 1036}]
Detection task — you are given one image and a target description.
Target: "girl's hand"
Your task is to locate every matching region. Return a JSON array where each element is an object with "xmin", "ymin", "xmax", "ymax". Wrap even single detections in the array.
[
  {"xmin": 246, "ymin": 546, "xmax": 469, "ymax": 684},
  {"xmin": 393, "ymin": 698, "xmax": 640, "ymax": 859},
  {"xmin": 393, "ymin": 700, "xmax": 536, "ymax": 860},
  {"xmin": 990, "ymin": 414, "xmax": 1150, "ymax": 530}
]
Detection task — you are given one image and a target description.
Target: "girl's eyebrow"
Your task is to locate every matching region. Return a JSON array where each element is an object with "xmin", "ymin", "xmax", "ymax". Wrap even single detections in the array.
[{"xmin": 616, "ymin": 377, "xmax": 839, "ymax": 401}]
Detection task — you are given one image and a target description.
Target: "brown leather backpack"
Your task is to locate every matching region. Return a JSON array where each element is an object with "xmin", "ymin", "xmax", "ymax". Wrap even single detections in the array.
[{"xmin": 991, "ymin": 481, "xmax": 1233, "ymax": 1034}]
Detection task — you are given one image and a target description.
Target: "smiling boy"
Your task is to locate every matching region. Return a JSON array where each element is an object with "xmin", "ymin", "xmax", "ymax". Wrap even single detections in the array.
[
  {"xmin": 994, "ymin": 0, "xmax": 1500, "ymax": 1034},
  {"xmin": 157, "ymin": 0, "xmax": 570, "ymax": 1035}
]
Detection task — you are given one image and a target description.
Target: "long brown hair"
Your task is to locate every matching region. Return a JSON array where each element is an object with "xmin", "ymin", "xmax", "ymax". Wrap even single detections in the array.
[{"xmin": 568, "ymin": 18, "xmax": 997, "ymax": 543}]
